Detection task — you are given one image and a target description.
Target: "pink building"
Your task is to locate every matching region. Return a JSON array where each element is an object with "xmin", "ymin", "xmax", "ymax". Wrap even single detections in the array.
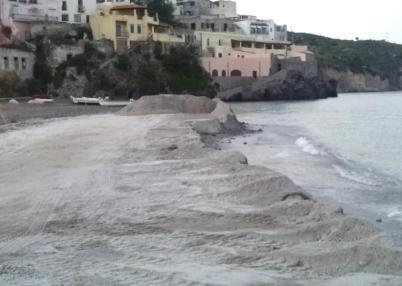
[
  {"xmin": 0, "ymin": 0, "xmax": 61, "ymax": 44},
  {"xmin": 202, "ymin": 47, "xmax": 273, "ymax": 78}
]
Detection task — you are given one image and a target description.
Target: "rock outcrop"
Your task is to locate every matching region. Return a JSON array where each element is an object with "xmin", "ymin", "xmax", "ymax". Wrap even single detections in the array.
[
  {"xmin": 218, "ymin": 70, "xmax": 338, "ymax": 102},
  {"xmin": 321, "ymin": 68, "xmax": 393, "ymax": 93}
]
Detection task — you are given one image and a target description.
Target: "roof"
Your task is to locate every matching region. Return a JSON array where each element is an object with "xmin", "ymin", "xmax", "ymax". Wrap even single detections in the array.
[{"xmin": 109, "ymin": 4, "xmax": 146, "ymax": 11}]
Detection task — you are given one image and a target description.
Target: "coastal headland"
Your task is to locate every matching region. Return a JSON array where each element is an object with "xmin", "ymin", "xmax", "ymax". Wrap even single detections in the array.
[{"xmin": 0, "ymin": 95, "xmax": 401, "ymax": 285}]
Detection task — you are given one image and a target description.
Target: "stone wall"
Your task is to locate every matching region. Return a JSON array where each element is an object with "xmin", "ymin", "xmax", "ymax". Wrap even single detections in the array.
[
  {"xmin": 212, "ymin": 76, "xmax": 257, "ymax": 92},
  {"xmin": 272, "ymin": 57, "xmax": 318, "ymax": 79},
  {"xmin": 320, "ymin": 68, "xmax": 391, "ymax": 93},
  {"xmin": 49, "ymin": 41, "xmax": 85, "ymax": 68}
]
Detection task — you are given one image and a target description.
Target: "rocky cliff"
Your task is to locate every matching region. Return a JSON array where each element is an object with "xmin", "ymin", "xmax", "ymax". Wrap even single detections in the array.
[
  {"xmin": 290, "ymin": 32, "xmax": 402, "ymax": 92},
  {"xmin": 321, "ymin": 68, "xmax": 392, "ymax": 93},
  {"xmin": 218, "ymin": 70, "xmax": 338, "ymax": 102}
]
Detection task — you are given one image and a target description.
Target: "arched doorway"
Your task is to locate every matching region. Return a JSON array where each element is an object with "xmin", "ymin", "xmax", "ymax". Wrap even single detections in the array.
[
  {"xmin": 222, "ymin": 70, "xmax": 227, "ymax": 77},
  {"xmin": 230, "ymin": 70, "xmax": 242, "ymax": 77},
  {"xmin": 212, "ymin": 69, "xmax": 219, "ymax": 77}
]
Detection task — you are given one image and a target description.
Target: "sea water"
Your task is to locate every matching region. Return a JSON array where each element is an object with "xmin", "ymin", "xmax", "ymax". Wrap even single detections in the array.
[{"xmin": 225, "ymin": 91, "xmax": 402, "ymax": 232}]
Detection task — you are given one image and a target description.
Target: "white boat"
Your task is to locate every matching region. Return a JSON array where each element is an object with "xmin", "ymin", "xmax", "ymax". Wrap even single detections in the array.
[
  {"xmin": 70, "ymin": 96, "xmax": 101, "ymax": 105},
  {"xmin": 99, "ymin": 99, "xmax": 134, "ymax": 107},
  {"xmin": 28, "ymin": 98, "xmax": 54, "ymax": 104}
]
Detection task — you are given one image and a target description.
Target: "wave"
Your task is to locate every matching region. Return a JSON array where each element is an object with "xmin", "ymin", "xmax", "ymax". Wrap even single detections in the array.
[
  {"xmin": 387, "ymin": 207, "xmax": 402, "ymax": 222},
  {"xmin": 295, "ymin": 137, "xmax": 384, "ymax": 186},
  {"xmin": 332, "ymin": 164, "xmax": 381, "ymax": 186},
  {"xmin": 295, "ymin": 137, "xmax": 325, "ymax": 156}
]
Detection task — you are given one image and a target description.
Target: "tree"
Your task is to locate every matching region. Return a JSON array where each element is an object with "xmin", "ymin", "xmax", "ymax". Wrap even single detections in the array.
[
  {"xmin": 145, "ymin": 0, "xmax": 175, "ymax": 24},
  {"xmin": 0, "ymin": 71, "xmax": 19, "ymax": 98}
]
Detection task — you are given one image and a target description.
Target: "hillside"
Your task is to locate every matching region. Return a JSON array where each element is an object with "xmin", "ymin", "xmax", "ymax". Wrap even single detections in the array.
[{"xmin": 289, "ymin": 32, "xmax": 402, "ymax": 89}]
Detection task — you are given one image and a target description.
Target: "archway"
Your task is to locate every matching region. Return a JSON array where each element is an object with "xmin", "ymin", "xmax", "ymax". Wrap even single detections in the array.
[
  {"xmin": 230, "ymin": 70, "xmax": 242, "ymax": 77},
  {"xmin": 212, "ymin": 69, "xmax": 219, "ymax": 77}
]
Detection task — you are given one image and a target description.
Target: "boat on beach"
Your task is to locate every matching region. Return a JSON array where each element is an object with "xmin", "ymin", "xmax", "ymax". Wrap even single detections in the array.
[{"xmin": 70, "ymin": 96, "xmax": 133, "ymax": 106}]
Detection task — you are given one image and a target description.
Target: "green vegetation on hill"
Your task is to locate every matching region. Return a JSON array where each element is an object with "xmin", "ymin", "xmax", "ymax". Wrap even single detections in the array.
[{"xmin": 289, "ymin": 32, "xmax": 402, "ymax": 87}]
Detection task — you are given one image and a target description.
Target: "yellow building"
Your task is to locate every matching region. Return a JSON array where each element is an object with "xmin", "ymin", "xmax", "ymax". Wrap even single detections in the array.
[{"xmin": 90, "ymin": 3, "xmax": 184, "ymax": 51}]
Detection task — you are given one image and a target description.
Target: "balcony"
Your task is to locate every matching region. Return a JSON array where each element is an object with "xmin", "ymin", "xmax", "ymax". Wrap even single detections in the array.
[
  {"xmin": 11, "ymin": 7, "xmax": 59, "ymax": 22},
  {"xmin": 116, "ymin": 31, "xmax": 129, "ymax": 38}
]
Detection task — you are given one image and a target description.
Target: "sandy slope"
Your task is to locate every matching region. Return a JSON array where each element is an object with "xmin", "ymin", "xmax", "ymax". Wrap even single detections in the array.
[{"xmin": 0, "ymin": 113, "xmax": 402, "ymax": 286}]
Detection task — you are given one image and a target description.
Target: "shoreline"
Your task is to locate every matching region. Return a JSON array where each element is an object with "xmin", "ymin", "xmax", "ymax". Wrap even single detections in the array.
[{"xmin": 0, "ymin": 97, "xmax": 401, "ymax": 285}]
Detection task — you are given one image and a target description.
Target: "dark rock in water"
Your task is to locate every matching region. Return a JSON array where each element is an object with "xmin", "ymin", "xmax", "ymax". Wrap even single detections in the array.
[
  {"xmin": 218, "ymin": 70, "xmax": 338, "ymax": 102},
  {"xmin": 376, "ymin": 219, "xmax": 383, "ymax": 223}
]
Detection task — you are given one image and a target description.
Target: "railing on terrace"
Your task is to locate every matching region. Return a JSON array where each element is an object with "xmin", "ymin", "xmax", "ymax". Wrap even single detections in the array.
[
  {"xmin": 12, "ymin": 12, "xmax": 58, "ymax": 22},
  {"xmin": 116, "ymin": 31, "xmax": 129, "ymax": 38}
]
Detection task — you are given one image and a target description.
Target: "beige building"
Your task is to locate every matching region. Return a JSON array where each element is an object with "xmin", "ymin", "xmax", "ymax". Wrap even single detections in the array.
[
  {"xmin": 0, "ymin": 46, "xmax": 35, "ymax": 79},
  {"xmin": 197, "ymin": 32, "xmax": 315, "ymax": 78},
  {"xmin": 194, "ymin": 31, "xmax": 291, "ymax": 57},
  {"xmin": 89, "ymin": 3, "xmax": 185, "ymax": 51}
]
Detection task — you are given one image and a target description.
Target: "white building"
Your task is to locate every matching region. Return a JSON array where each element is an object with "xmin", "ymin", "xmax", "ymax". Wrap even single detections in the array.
[
  {"xmin": 0, "ymin": 0, "xmax": 61, "ymax": 44},
  {"xmin": 178, "ymin": 0, "xmax": 237, "ymax": 18},
  {"xmin": 0, "ymin": 46, "xmax": 35, "ymax": 79},
  {"xmin": 236, "ymin": 19, "xmax": 287, "ymax": 42}
]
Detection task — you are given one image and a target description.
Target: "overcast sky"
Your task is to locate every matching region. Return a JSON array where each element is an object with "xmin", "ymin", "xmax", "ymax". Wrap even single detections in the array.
[{"xmin": 235, "ymin": 0, "xmax": 402, "ymax": 44}]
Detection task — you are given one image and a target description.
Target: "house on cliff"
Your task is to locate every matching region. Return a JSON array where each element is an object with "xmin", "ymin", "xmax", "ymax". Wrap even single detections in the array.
[
  {"xmin": 172, "ymin": 0, "xmax": 315, "ymax": 79},
  {"xmin": 0, "ymin": 0, "xmax": 61, "ymax": 45},
  {"xmin": 0, "ymin": 45, "xmax": 35, "ymax": 80},
  {"xmin": 89, "ymin": 3, "xmax": 185, "ymax": 52}
]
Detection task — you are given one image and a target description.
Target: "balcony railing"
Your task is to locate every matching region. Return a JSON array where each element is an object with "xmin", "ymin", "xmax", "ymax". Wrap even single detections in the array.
[
  {"xmin": 11, "ymin": 7, "xmax": 59, "ymax": 22},
  {"xmin": 116, "ymin": 31, "xmax": 129, "ymax": 38},
  {"xmin": 12, "ymin": 12, "xmax": 59, "ymax": 22}
]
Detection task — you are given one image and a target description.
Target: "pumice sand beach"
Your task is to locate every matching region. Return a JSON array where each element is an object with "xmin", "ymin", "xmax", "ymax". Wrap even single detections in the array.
[{"xmin": 0, "ymin": 95, "xmax": 401, "ymax": 286}]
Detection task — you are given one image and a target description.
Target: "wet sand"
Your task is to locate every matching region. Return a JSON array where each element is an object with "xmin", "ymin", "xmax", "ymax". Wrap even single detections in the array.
[{"xmin": 0, "ymin": 98, "xmax": 401, "ymax": 285}]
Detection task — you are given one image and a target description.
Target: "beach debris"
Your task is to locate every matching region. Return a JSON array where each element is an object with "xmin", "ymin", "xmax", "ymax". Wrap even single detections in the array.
[
  {"xmin": 8, "ymin": 99, "xmax": 19, "ymax": 104},
  {"xmin": 28, "ymin": 98, "xmax": 54, "ymax": 104},
  {"xmin": 167, "ymin": 145, "xmax": 178, "ymax": 151}
]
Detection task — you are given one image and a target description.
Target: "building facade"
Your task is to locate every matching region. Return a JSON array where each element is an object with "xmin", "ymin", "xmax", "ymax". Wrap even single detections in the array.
[
  {"xmin": 90, "ymin": 3, "xmax": 184, "ymax": 51},
  {"xmin": 202, "ymin": 46, "xmax": 273, "ymax": 78},
  {"xmin": 178, "ymin": 0, "xmax": 237, "ymax": 17},
  {"xmin": 0, "ymin": 0, "xmax": 61, "ymax": 44},
  {"xmin": 60, "ymin": 0, "xmax": 133, "ymax": 24},
  {"xmin": 0, "ymin": 46, "xmax": 35, "ymax": 79},
  {"xmin": 236, "ymin": 19, "xmax": 288, "ymax": 42}
]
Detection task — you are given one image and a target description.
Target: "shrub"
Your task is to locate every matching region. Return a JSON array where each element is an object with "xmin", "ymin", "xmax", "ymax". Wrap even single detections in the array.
[
  {"xmin": 114, "ymin": 54, "xmax": 130, "ymax": 71},
  {"xmin": 162, "ymin": 46, "xmax": 211, "ymax": 95},
  {"xmin": 0, "ymin": 71, "xmax": 19, "ymax": 98}
]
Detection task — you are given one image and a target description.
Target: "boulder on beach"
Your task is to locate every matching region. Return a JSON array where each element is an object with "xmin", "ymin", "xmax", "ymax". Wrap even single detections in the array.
[
  {"xmin": 8, "ymin": 99, "xmax": 19, "ymax": 104},
  {"xmin": 119, "ymin": 94, "xmax": 244, "ymax": 134}
]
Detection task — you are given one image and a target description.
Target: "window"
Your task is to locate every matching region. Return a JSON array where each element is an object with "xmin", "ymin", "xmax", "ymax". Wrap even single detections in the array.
[
  {"xmin": 62, "ymin": 14, "xmax": 69, "ymax": 22},
  {"xmin": 66, "ymin": 54, "xmax": 73, "ymax": 61},
  {"xmin": 137, "ymin": 25, "xmax": 142, "ymax": 34},
  {"xmin": 218, "ymin": 39, "xmax": 222, "ymax": 46},
  {"xmin": 74, "ymin": 14, "xmax": 81, "ymax": 23},
  {"xmin": 207, "ymin": 38, "xmax": 210, "ymax": 47},
  {"xmin": 253, "ymin": 71, "xmax": 258, "ymax": 78},
  {"xmin": 62, "ymin": 1, "xmax": 67, "ymax": 11},
  {"xmin": 212, "ymin": 70, "xmax": 218, "ymax": 77},
  {"xmin": 130, "ymin": 24, "xmax": 135, "ymax": 33},
  {"xmin": 191, "ymin": 23, "xmax": 196, "ymax": 30},
  {"xmin": 3, "ymin": 57, "xmax": 9, "ymax": 69},
  {"xmin": 223, "ymin": 23, "xmax": 228, "ymax": 32},
  {"xmin": 218, "ymin": 53, "xmax": 222, "ymax": 58},
  {"xmin": 14, "ymin": 57, "xmax": 19, "ymax": 70},
  {"xmin": 222, "ymin": 70, "xmax": 226, "ymax": 77},
  {"xmin": 21, "ymin": 58, "xmax": 27, "ymax": 70}
]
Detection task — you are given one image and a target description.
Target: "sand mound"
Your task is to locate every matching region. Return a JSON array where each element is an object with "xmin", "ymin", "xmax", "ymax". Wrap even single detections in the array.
[
  {"xmin": 119, "ymin": 94, "xmax": 217, "ymax": 115},
  {"xmin": 119, "ymin": 94, "xmax": 244, "ymax": 134}
]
